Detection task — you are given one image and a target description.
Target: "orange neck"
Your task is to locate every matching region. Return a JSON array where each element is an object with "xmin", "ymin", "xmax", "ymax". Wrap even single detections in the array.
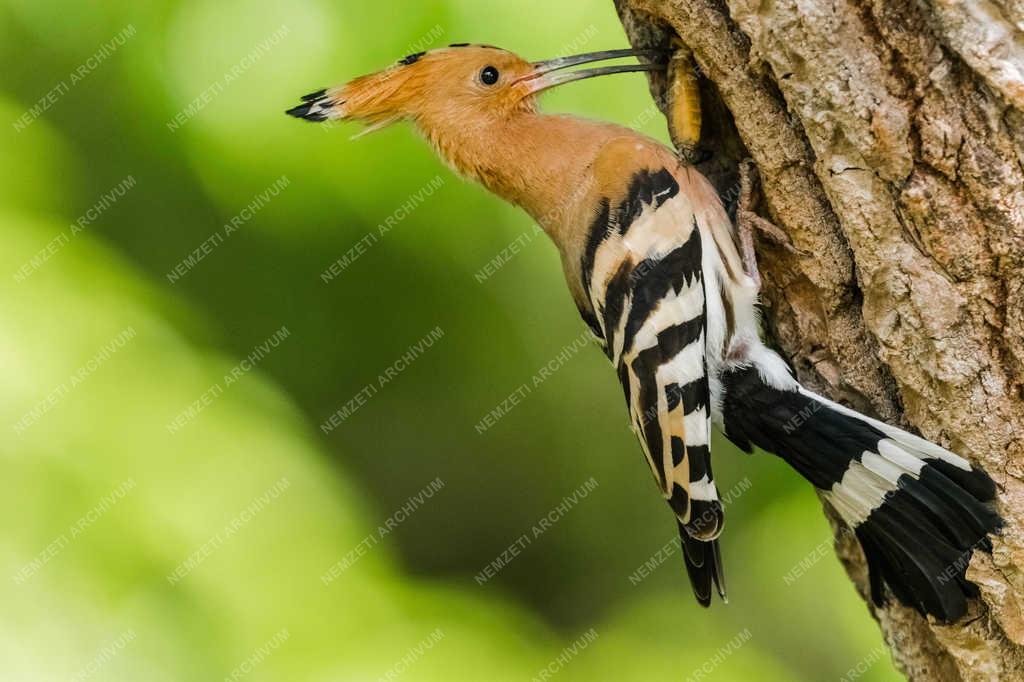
[{"xmin": 418, "ymin": 112, "xmax": 629, "ymax": 237}]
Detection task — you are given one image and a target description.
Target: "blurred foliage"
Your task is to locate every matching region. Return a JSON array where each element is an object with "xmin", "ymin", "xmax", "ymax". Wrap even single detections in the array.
[{"xmin": 0, "ymin": 0, "xmax": 900, "ymax": 679}]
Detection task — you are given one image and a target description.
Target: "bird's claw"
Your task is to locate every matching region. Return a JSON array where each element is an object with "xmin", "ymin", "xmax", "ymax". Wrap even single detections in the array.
[{"xmin": 736, "ymin": 159, "xmax": 801, "ymax": 289}]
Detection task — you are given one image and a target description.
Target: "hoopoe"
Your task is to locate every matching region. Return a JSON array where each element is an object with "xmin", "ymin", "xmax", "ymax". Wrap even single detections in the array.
[{"xmin": 288, "ymin": 44, "xmax": 1002, "ymax": 621}]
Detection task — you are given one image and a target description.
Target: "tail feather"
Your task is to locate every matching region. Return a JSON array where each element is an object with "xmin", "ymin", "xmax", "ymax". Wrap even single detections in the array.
[
  {"xmin": 917, "ymin": 466, "xmax": 1001, "ymax": 542},
  {"xmin": 679, "ymin": 523, "xmax": 727, "ymax": 607},
  {"xmin": 860, "ymin": 509, "xmax": 967, "ymax": 620},
  {"xmin": 809, "ymin": 389, "xmax": 998, "ymax": 502},
  {"xmin": 899, "ymin": 475, "xmax": 983, "ymax": 550},
  {"xmin": 721, "ymin": 364, "xmax": 1002, "ymax": 622},
  {"xmin": 710, "ymin": 536, "xmax": 726, "ymax": 600},
  {"xmin": 927, "ymin": 457, "xmax": 996, "ymax": 501}
]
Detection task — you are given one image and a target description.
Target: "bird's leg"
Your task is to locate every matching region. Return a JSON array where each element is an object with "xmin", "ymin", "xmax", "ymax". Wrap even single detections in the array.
[{"xmin": 736, "ymin": 159, "xmax": 796, "ymax": 290}]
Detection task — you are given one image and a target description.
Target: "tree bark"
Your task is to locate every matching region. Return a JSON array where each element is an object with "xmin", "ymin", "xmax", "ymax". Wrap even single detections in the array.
[{"xmin": 612, "ymin": 0, "xmax": 1024, "ymax": 679}]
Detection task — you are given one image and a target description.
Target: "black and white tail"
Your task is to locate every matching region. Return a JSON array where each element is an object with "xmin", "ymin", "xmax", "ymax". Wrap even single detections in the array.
[{"xmin": 720, "ymin": 362, "xmax": 1002, "ymax": 622}]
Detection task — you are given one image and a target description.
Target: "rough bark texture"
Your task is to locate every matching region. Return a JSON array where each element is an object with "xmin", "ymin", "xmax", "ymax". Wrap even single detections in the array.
[{"xmin": 612, "ymin": 1, "xmax": 1024, "ymax": 679}]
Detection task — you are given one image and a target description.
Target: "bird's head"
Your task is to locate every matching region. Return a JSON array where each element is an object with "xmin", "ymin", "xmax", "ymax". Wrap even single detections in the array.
[
  {"xmin": 287, "ymin": 44, "xmax": 667, "ymax": 213},
  {"xmin": 287, "ymin": 44, "xmax": 664, "ymax": 142}
]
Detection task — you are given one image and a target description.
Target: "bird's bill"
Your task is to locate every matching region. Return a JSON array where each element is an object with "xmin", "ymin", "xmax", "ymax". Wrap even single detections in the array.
[{"xmin": 518, "ymin": 48, "xmax": 668, "ymax": 95}]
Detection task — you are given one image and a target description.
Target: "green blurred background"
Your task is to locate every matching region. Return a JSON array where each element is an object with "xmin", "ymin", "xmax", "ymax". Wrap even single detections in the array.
[{"xmin": 0, "ymin": 1, "xmax": 901, "ymax": 679}]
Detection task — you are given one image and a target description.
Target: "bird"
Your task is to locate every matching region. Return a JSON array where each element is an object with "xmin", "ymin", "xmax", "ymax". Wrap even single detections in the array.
[{"xmin": 287, "ymin": 43, "xmax": 1003, "ymax": 622}]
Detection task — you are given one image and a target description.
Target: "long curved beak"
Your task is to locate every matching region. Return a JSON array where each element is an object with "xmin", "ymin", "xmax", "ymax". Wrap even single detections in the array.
[{"xmin": 517, "ymin": 48, "xmax": 669, "ymax": 95}]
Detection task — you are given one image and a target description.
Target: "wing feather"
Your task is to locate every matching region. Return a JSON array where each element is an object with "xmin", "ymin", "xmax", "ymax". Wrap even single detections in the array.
[
  {"xmin": 577, "ymin": 164, "xmax": 723, "ymax": 543},
  {"xmin": 569, "ymin": 141, "xmax": 738, "ymax": 605}
]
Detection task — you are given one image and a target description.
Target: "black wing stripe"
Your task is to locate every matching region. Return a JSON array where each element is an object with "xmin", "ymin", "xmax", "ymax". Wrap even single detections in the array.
[
  {"xmin": 631, "ymin": 344, "xmax": 668, "ymax": 490},
  {"xmin": 579, "ymin": 169, "xmax": 681, "ymax": 304},
  {"xmin": 684, "ymin": 444, "xmax": 711, "ymax": 480},
  {"xmin": 620, "ymin": 226, "xmax": 703, "ymax": 357},
  {"xmin": 675, "ymin": 376, "xmax": 709, "ymax": 416},
  {"xmin": 575, "ymin": 300, "xmax": 604, "ymax": 343},
  {"xmin": 629, "ymin": 318, "xmax": 705, "ymax": 489},
  {"xmin": 634, "ymin": 317, "xmax": 704, "ymax": 364},
  {"xmin": 600, "ymin": 261, "xmax": 633, "ymax": 360},
  {"xmin": 614, "ymin": 168, "xmax": 680, "ymax": 235},
  {"xmin": 580, "ymin": 198, "xmax": 611, "ymax": 298},
  {"xmin": 671, "ymin": 436, "xmax": 687, "ymax": 467},
  {"xmin": 669, "ymin": 483, "xmax": 690, "ymax": 517}
]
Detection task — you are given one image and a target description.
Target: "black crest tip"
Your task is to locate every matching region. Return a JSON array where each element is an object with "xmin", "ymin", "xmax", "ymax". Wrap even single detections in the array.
[
  {"xmin": 301, "ymin": 88, "xmax": 327, "ymax": 102},
  {"xmin": 285, "ymin": 102, "xmax": 329, "ymax": 122},
  {"xmin": 285, "ymin": 103, "xmax": 312, "ymax": 118},
  {"xmin": 398, "ymin": 51, "xmax": 426, "ymax": 65}
]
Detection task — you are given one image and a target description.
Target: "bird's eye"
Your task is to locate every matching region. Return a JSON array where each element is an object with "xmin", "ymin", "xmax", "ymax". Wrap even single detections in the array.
[{"xmin": 480, "ymin": 66, "xmax": 500, "ymax": 86}]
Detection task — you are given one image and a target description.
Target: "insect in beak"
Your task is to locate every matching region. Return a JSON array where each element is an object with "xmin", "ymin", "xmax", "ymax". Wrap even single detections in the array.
[{"xmin": 516, "ymin": 48, "xmax": 669, "ymax": 95}]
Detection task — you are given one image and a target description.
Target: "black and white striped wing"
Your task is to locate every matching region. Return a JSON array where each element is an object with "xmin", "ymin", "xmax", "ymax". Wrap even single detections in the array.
[{"xmin": 578, "ymin": 166, "xmax": 725, "ymax": 603}]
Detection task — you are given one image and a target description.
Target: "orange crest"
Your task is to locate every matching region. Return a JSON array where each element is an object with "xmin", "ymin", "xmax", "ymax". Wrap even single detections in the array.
[{"xmin": 287, "ymin": 45, "xmax": 539, "ymax": 136}]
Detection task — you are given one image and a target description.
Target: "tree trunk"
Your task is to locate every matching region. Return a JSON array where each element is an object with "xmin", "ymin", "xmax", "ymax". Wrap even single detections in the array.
[{"xmin": 612, "ymin": 0, "xmax": 1024, "ymax": 679}]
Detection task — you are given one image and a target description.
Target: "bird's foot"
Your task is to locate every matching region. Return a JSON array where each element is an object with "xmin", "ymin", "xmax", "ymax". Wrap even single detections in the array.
[{"xmin": 736, "ymin": 159, "xmax": 798, "ymax": 290}]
